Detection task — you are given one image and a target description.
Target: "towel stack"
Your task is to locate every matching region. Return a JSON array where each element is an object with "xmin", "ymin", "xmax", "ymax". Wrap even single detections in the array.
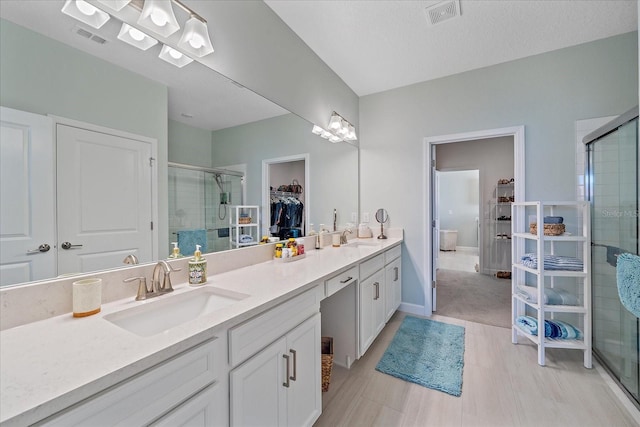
[
  {"xmin": 520, "ymin": 254, "xmax": 583, "ymax": 271},
  {"xmin": 515, "ymin": 285, "xmax": 579, "ymax": 305},
  {"xmin": 515, "ymin": 316, "xmax": 582, "ymax": 340}
]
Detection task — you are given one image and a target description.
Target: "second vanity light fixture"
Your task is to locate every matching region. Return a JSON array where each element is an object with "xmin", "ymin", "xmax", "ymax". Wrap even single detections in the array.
[
  {"xmin": 312, "ymin": 112, "xmax": 357, "ymax": 143},
  {"xmin": 61, "ymin": 0, "xmax": 214, "ymax": 68}
]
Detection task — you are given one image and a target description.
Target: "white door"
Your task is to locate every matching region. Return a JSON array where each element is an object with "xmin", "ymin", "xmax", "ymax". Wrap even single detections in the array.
[
  {"xmin": 0, "ymin": 107, "xmax": 56, "ymax": 286},
  {"xmin": 56, "ymin": 124, "xmax": 153, "ymax": 275},
  {"xmin": 287, "ymin": 314, "xmax": 321, "ymax": 427},
  {"xmin": 432, "ymin": 153, "xmax": 440, "ymax": 311}
]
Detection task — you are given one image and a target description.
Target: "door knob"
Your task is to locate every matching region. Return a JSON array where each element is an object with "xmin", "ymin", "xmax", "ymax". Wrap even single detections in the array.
[
  {"xmin": 27, "ymin": 244, "xmax": 51, "ymax": 254},
  {"xmin": 61, "ymin": 242, "xmax": 83, "ymax": 250}
]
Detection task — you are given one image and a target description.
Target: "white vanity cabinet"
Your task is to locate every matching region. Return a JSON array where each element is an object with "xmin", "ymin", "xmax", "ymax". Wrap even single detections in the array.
[
  {"xmin": 41, "ymin": 338, "xmax": 226, "ymax": 427},
  {"xmin": 384, "ymin": 245, "xmax": 402, "ymax": 322},
  {"xmin": 359, "ymin": 253, "xmax": 386, "ymax": 356},
  {"xmin": 229, "ymin": 286, "xmax": 323, "ymax": 427}
]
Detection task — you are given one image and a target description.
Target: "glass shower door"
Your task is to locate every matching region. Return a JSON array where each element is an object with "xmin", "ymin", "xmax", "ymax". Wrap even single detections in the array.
[{"xmin": 588, "ymin": 116, "xmax": 639, "ymax": 405}]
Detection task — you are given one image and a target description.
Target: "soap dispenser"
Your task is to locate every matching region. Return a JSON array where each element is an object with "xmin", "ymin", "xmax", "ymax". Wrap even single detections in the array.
[
  {"xmin": 168, "ymin": 242, "xmax": 183, "ymax": 259},
  {"xmin": 188, "ymin": 244, "xmax": 207, "ymax": 286}
]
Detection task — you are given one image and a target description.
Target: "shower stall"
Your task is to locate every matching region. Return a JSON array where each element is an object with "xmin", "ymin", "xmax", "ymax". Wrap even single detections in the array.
[
  {"xmin": 168, "ymin": 162, "xmax": 245, "ymax": 254},
  {"xmin": 585, "ymin": 106, "xmax": 639, "ymax": 408}
]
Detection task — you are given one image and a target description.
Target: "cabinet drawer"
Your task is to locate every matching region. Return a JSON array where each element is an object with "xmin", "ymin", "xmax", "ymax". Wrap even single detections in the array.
[
  {"xmin": 325, "ymin": 266, "xmax": 358, "ymax": 298},
  {"xmin": 360, "ymin": 253, "xmax": 384, "ymax": 280},
  {"xmin": 229, "ymin": 285, "xmax": 322, "ymax": 367},
  {"xmin": 43, "ymin": 339, "xmax": 220, "ymax": 426},
  {"xmin": 385, "ymin": 245, "xmax": 401, "ymax": 264}
]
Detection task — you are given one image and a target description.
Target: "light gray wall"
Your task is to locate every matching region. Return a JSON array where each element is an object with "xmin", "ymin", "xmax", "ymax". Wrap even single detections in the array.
[
  {"xmin": 168, "ymin": 119, "xmax": 213, "ymax": 168},
  {"xmin": 438, "ymin": 170, "xmax": 479, "ymax": 248},
  {"xmin": 211, "ymin": 113, "xmax": 358, "ymax": 230},
  {"xmin": 360, "ymin": 32, "xmax": 638, "ymax": 310},
  {"xmin": 189, "ymin": 1, "xmax": 359, "ymax": 131},
  {"xmin": 0, "ymin": 18, "xmax": 170, "ymax": 258}
]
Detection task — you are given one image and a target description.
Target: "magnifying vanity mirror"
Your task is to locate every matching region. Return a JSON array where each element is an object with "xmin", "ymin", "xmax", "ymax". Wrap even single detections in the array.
[
  {"xmin": 375, "ymin": 208, "xmax": 389, "ymax": 240},
  {"xmin": 0, "ymin": 1, "xmax": 358, "ymax": 288}
]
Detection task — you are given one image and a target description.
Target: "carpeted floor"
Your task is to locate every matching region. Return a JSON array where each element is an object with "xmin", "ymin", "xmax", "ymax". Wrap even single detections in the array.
[{"xmin": 435, "ymin": 268, "xmax": 511, "ymax": 328}]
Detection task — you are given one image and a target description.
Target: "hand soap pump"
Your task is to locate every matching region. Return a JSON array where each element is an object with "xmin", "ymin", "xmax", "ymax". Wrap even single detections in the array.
[
  {"xmin": 188, "ymin": 244, "xmax": 207, "ymax": 286},
  {"xmin": 168, "ymin": 242, "xmax": 183, "ymax": 259}
]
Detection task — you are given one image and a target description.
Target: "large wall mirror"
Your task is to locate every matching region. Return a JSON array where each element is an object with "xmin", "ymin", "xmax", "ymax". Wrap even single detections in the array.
[{"xmin": 0, "ymin": 1, "xmax": 358, "ymax": 287}]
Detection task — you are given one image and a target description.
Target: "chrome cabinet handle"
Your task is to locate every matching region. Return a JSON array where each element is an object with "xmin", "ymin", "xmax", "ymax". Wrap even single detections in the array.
[
  {"xmin": 290, "ymin": 349, "xmax": 297, "ymax": 381},
  {"xmin": 394, "ymin": 267, "xmax": 399, "ymax": 281},
  {"xmin": 27, "ymin": 244, "xmax": 50, "ymax": 254},
  {"xmin": 283, "ymin": 354, "xmax": 291, "ymax": 388},
  {"xmin": 61, "ymin": 242, "xmax": 83, "ymax": 250},
  {"xmin": 340, "ymin": 276, "xmax": 353, "ymax": 284},
  {"xmin": 373, "ymin": 282, "xmax": 379, "ymax": 300}
]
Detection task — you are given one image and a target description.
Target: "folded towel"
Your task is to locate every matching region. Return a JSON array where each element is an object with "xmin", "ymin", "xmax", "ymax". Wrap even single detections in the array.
[
  {"xmin": 617, "ymin": 253, "xmax": 640, "ymax": 318},
  {"xmin": 177, "ymin": 229, "xmax": 208, "ymax": 256},
  {"xmin": 521, "ymin": 254, "xmax": 583, "ymax": 271},
  {"xmin": 544, "ymin": 216, "xmax": 563, "ymax": 224},
  {"xmin": 515, "ymin": 285, "xmax": 579, "ymax": 305},
  {"xmin": 515, "ymin": 316, "xmax": 583, "ymax": 339}
]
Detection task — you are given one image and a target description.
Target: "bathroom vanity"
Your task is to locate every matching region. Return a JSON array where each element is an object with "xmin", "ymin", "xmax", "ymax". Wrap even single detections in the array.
[{"xmin": 0, "ymin": 233, "xmax": 402, "ymax": 426}]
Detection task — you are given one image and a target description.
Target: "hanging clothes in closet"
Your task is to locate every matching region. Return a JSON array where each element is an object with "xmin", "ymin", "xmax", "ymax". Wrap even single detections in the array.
[{"xmin": 270, "ymin": 192, "xmax": 303, "ymax": 236}]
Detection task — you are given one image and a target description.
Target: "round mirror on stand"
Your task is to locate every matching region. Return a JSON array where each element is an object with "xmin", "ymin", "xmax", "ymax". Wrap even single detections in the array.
[{"xmin": 375, "ymin": 208, "xmax": 388, "ymax": 240}]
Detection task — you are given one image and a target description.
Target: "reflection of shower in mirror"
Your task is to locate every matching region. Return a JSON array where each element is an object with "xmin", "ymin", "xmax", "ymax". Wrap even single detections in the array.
[{"xmin": 214, "ymin": 174, "xmax": 231, "ymax": 220}]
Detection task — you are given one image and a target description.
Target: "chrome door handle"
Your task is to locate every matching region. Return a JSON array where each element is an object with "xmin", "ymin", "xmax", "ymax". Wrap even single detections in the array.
[
  {"xmin": 340, "ymin": 276, "xmax": 353, "ymax": 284},
  {"xmin": 27, "ymin": 244, "xmax": 51, "ymax": 254},
  {"xmin": 61, "ymin": 242, "xmax": 83, "ymax": 250},
  {"xmin": 394, "ymin": 267, "xmax": 399, "ymax": 281},
  {"xmin": 289, "ymin": 349, "xmax": 297, "ymax": 381},
  {"xmin": 283, "ymin": 354, "xmax": 291, "ymax": 388},
  {"xmin": 373, "ymin": 282, "xmax": 379, "ymax": 300}
]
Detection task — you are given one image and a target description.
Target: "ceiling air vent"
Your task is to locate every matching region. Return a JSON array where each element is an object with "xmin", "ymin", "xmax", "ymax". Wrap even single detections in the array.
[
  {"xmin": 424, "ymin": 0, "xmax": 461, "ymax": 25},
  {"xmin": 72, "ymin": 25, "xmax": 108, "ymax": 45}
]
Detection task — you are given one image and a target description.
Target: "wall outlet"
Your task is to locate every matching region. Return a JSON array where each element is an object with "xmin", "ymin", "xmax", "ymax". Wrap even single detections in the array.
[
  {"xmin": 351, "ymin": 212, "xmax": 357, "ymax": 222},
  {"xmin": 362, "ymin": 212, "xmax": 370, "ymax": 223}
]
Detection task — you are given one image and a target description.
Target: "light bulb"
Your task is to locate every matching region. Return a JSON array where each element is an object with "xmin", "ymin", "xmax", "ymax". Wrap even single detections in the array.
[
  {"xmin": 129, "ymin": 27, "xmax": 145, "ymax": 41},
  {"xmin": 150, "ymin": 10, "xmax": 169, "ymax": 26},
  {"xmin": 188, "ymin": 34, "xmax": 205, "ymax": 49},
  {"xmin": 76, "ymin": 0, "xmax": 97, "ymax": 16},
  {"xmin": 169, "ymin": 48, "xmax": 183, "ymax": 59}
]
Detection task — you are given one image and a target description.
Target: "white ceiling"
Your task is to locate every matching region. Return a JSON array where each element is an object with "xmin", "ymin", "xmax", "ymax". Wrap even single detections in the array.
[{"xmin": 265, "ymin": 0, "xmax": 639, "ymax": 96}]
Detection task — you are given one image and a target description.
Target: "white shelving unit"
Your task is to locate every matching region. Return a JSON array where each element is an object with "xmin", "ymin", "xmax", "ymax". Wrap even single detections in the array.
[
  {"xmin": 488, "ymin": 182, "xmax": 514, "ymax": 277},
  {"xmin": 511, "ymin": 201, "xmax": 592, "ymax": 368},
  {"xmin": 229, "ymin": 205, "xmax": 260, "ymax": 249}
]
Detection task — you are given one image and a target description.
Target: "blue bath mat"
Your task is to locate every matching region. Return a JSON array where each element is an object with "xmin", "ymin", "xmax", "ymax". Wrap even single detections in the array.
[{"xmin": 376, "ymin": 316, "xmax": 465, "ymax": 396}]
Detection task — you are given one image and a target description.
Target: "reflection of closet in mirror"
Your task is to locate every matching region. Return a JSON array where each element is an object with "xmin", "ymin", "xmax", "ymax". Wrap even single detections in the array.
[
  {"xmin": 168, "ymin": 163, "xmax": 244, "ymax": 254},
  {"xmin": 265, "ymin": 157, "xmax": 307, "ymax": 239}
]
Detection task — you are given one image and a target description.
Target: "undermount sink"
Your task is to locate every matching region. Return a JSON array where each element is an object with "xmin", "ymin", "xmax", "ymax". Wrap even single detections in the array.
[
  {"xmin": 104, "ymin": 287, "xmax": 249, "ymax": 337},
  {"xmin": 343, "ymin": 240, "xmax": 380, "ymax": 248}
]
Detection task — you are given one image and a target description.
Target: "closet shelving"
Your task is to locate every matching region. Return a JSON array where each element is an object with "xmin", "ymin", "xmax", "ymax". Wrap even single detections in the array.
[
  {"xmin": 229, "ymin": 205, "xmax": 260, "ymax": 249},
  {"xmin": 488, "ymin": 182, "xmax": 514, "ymax": 277},
  {"xmin": 511, "ymin": 201, "xmax": 591, "ymax": 368}
]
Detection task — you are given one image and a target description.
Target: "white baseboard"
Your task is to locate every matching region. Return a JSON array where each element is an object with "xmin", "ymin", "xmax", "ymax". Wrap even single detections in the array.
[{"xmin": 398, "ymin": 302, "xmax": 427, "ymax": 316}]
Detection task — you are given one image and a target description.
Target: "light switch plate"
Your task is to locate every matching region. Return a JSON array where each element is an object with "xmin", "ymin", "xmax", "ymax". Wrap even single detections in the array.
[
  {"xmin": 362, "ymin": 212, "xmax": 370, "ymax": 223},
  {"xmin": 351, "ymin": 212, "xmax": 357, "ymax": 222}
]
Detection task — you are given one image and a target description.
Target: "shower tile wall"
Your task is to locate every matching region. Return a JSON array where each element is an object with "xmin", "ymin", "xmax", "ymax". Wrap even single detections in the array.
[{"xmin": 169, "ymin": 168, "xmax": 205, "ymax": 254}]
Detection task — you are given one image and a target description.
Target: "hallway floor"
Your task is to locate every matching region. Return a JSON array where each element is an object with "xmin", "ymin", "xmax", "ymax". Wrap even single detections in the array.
[
  {"xmin": 437, "ymin": 247, "xmax": 479, "ymax": 272},
  {"xmin": 315, "ymin": 311, "xmax": 639, "ymax": 427}
]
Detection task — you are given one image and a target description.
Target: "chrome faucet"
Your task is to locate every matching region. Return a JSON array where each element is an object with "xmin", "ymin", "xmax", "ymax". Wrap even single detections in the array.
[
  {"xmin": 123, "ymin": 261, "xmax": 181, "ymax": 301},
  {"xmin": 122, "ymin": 254, "xmax": 139, "ymax": 265},
  {"xmin": 340, "ymin": 228, "xmax": 353, "ymax": 245}
]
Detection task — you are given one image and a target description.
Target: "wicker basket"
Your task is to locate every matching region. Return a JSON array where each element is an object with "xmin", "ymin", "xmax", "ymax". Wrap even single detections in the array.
[
  {"xmin": 238, "ymin": 217, "xmax": 252, "ymax": 224},
  {"xmin": 530, "ymin": 223, "xmax": 565, "ymax": 236},
  {"xmin": 321, "ymin": 337, "xmax": 333, "ymax": 392}
]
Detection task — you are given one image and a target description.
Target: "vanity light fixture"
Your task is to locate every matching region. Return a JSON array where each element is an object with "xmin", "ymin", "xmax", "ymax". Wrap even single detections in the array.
[
  {"xmin": 311, "ymin": 111, "xmax": 357, "ymax": 143},
  {"xmin": 158, "ymin": 44, "xmax": 193, "ymax": 68},
  {"xmin": 96, "ymin": 0, "xmax": 132, "ymax": 12},
  {"xmin": 178, "ymin": 16, "xmax": 214, "ymax": 57},
  {"xmin": 117, "ymin": 23, "xmax": 158, "ymax": 50},
  {"xmin": 61, "ymin": 0, "xmax": 110, "ymax": 29},
  {"xmin": 137, "ymin": 0, "xmax": 180, "ymax": 37}
]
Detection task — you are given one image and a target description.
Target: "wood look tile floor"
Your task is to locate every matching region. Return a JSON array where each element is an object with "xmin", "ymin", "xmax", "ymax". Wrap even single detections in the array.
[{"xmin": 315, "ymin": 312, "xmax": 639, "ymax": 427}]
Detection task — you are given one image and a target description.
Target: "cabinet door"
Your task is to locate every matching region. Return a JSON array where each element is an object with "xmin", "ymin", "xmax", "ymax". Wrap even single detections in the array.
[
  {"xmin": 152, "ymin": 382, "xmax": 224, "ymax": 427},
  {"xmin": 385, "ymin": 258, "xmax": 402, "ymax": 321},
  {"xmin": 359, "ymin": 269, "xmax": 385, "ymax": 356},
  {"xmin": 230, "ymin": 337, "xmax": 288, "ymax": 427},
  {"xmin": 286, "ymin": 313, "xmax": 322, "ymax": 427}
]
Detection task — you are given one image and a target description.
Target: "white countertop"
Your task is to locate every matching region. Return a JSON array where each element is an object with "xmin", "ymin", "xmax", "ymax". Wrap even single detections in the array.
[{"xmin": 0, "ymin": 237, "xmax": 402, "ymax": 426}]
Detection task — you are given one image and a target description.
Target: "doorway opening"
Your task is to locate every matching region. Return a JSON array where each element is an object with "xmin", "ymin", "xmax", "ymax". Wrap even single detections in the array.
[
  {"xmin": 436, "ymin": 169, "xmax": 480, "ymax": 273},
  {"xmin": 424, "ymin": 126, "xmax": 525, "ymax": 323}
]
